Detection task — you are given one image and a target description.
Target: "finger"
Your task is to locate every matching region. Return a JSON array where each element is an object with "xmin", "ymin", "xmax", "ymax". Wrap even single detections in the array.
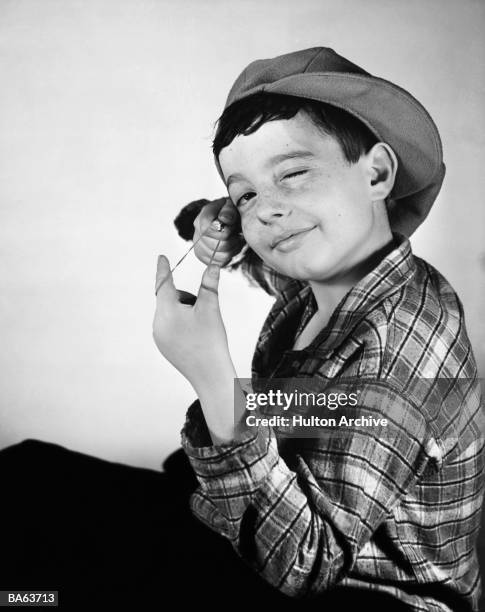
[
  {"xmin": 195, "ymin": 199, "xmax": 240, "ymax": 237},
  {"xmin": 194, "ymin": 200, "xmax": 225, "ymax": 233},
  {"xmin": 197, "ymin": 222, "xmax": 235, "ymax": 241},
  {"xmin": 193, "ymin": 249, "xmax": 234, "ymax": 267},
  {"xmin": 155, "ymin": 255, "xmax": 177, "ymax": 301},
  {"xmin": 194, "ymin": 239, "xmax": 244, "ymax": 267},
  {"xmin": 217, "ymin": 198, "xmax": 239, "ymax": 226},
  {"xmin": 196, "ymin": 234, "xmax": 244, "ymax": 254},
  {"xmin": 196, "ymin": 264, "xmax": 221, "ymax": 311},
  {"xmin": 197, "ymin": 213, "xmax": 240, "ymax": 241},
  {"xmin": 197, "ymin": 235, "xmax": 245, "ymax": 258}
]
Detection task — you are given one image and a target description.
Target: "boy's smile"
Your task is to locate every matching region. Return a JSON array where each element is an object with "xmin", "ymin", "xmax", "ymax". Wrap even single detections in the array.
[
  {"xmin": 218, "ymin": 111, "xmax": 392, "ymax": 286},
  {"xmin": 271, "ymin": 224, "xmax": 317, "ymax": 251}
]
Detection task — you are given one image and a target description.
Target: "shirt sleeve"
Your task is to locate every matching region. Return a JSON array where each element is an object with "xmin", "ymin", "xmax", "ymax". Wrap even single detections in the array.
[{"xmin": 180, "ymin": 381, "xmax": 434, "ymax": 598}]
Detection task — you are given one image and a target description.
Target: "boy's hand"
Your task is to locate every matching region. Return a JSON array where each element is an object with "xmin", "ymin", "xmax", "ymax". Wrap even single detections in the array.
[
  {"xmin": 153, "ymin": 255, "xmax": 232, "ymax": 390},
  {"xmin": 193, "ymin": 198, "xmax": 245, "ymax": 267}
]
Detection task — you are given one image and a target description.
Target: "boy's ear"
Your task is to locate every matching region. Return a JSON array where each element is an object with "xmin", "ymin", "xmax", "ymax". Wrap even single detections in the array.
[{"xmin": 366, "ymin": 143, "xmax": 398, "ymax": 201}]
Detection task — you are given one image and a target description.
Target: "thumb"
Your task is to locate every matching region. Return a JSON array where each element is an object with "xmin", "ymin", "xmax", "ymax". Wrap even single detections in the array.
[
  {"xmin": 196, "ymin": 264, "xmax": 221, "ymax": 311},
  {"xmin": 155, "ymin": 255, "xmax": 176, "ymax": 302},
  {"xmin": 217, "ymin": 198, "xmax": 239, "ymax": 226}
]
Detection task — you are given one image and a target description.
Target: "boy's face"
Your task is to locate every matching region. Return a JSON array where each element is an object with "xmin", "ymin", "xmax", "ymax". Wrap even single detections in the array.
[{"xmin": 218, "ymin": 110, "xmax": 380, "ymax": 283}]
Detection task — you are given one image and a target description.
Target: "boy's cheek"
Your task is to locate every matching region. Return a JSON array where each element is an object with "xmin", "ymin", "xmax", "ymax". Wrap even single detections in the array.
[
  {"xmin": 241, "ymin": 224, "xmax": 269, "ymax": 254},
  {"xmin": 240, "ymin": 216, "xmax": 260, "ymax": 246}
]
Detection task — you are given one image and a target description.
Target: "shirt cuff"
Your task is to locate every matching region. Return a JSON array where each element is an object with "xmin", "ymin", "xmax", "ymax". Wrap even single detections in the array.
[
  {"xmin": 181, "ymin": 401, "xmax": 276, "ymax": 473},
  {"xmin": 180, "ymin": 399, "xmax": 213, "ymax": 448}
]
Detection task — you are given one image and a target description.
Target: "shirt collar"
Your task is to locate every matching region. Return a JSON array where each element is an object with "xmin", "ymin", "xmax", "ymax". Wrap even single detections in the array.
[
  {"xmin": 307, "ymin": 231, "xmax": 416, "ymax": 357},
  {"xmin": 255, "ymin": 232, "xmax": 416, "ymax": 367}
]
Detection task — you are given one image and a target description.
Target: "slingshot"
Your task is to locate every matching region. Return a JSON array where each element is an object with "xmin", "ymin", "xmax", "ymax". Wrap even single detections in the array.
[{"xmin": 155, "ymin": 217, "xmax": 224, "ymax": 304}]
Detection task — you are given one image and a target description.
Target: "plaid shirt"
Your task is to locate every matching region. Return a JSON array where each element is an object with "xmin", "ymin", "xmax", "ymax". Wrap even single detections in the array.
[{"xmin": 181, "ymin": 232, "xmax": 485, "ymax": 611}]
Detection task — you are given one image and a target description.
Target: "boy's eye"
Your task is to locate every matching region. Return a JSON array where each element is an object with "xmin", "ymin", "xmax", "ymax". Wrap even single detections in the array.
[
  {"xmin": 283, "ymin": 169, "xmax": 308, "ymax": 180},
  {"xmin": 236, "ymin": 192, "xmax": 256, "ymax": 207}
]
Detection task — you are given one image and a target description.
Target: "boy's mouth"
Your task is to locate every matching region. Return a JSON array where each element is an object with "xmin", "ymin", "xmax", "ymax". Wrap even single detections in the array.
[{"xmin": 271, "ymin": 226, "xmax": 316, "ymax": 250}]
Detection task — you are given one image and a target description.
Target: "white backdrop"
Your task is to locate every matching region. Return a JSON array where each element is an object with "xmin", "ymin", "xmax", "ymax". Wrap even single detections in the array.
[{"xmin": 1, "ymin": 0, "xmax": 484, "ymax": 469}]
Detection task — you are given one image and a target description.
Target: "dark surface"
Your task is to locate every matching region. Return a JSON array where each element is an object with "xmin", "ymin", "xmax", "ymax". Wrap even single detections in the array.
[{"xmin": 0, "ymin": 439, "xmax": 476, "ymax": 611}]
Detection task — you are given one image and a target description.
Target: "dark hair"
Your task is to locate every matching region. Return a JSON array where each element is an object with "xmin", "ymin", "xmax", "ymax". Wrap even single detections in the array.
[
  {"xmin": 212, "ymin": 92, "xmax": 378, "ymax": 162},
  {"xmin": 211, "ymin": 93, "xmax": 381, "ymax": 290}
]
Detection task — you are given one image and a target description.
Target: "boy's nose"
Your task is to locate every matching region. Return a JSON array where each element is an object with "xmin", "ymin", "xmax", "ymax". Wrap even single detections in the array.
[{"xmin": 255, "ymin": 192, "xmax": 290, "ymax": 225}]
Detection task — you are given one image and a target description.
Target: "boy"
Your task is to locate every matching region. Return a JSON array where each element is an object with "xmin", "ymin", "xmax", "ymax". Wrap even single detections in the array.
[{"xmin": 153, "ymin": 47, "xmax": 485, "ymax": 611}]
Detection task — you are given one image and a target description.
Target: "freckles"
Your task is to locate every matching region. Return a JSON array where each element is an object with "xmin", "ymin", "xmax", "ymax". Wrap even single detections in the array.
[
  {"xmin": 241, "ymin": 209, "xmax": 256, "ymax": 232},
  {"xmin": 241, "ymin": 213, "xmax": 262, "ymax": 246}
]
